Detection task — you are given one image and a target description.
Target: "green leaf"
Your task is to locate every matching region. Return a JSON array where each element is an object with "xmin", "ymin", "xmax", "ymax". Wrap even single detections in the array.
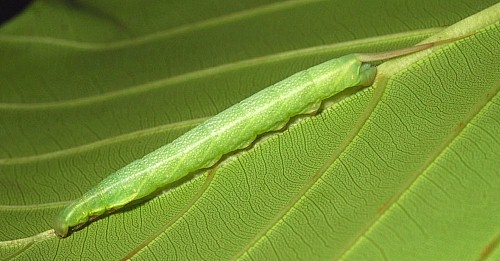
[{"xmin": 1, "ymin": 0, "xmax": 499, "ymax": 260}]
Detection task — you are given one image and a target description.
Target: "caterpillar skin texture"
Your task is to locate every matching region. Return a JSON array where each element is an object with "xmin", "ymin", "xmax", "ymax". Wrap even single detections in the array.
[{"xmin": 52, "ymin": 54, "xmax": 376, "ymax": 237}]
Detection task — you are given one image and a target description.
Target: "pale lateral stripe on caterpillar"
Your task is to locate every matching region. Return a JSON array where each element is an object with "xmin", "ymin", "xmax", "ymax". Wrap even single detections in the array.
[{"xmin": 53, "ymin": 35, "xmax": 468, "ymax": 237}]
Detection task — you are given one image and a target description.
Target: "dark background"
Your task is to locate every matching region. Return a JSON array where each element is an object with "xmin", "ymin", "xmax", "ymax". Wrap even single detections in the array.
[{"xmin": 0, "ymin": 0, "xmax": 32, "ymax": 25}]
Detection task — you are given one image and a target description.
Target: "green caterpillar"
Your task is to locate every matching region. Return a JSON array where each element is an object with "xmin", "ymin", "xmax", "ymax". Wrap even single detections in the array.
[{"xmin": 53, "ymin": 36, "xmax": 465, "ymax": 237}]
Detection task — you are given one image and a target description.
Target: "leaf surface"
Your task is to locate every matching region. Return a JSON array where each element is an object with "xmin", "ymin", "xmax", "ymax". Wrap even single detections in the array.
[{"xmin": 0, "ymin": 0, "xmax": 499, "ymax": 260}]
